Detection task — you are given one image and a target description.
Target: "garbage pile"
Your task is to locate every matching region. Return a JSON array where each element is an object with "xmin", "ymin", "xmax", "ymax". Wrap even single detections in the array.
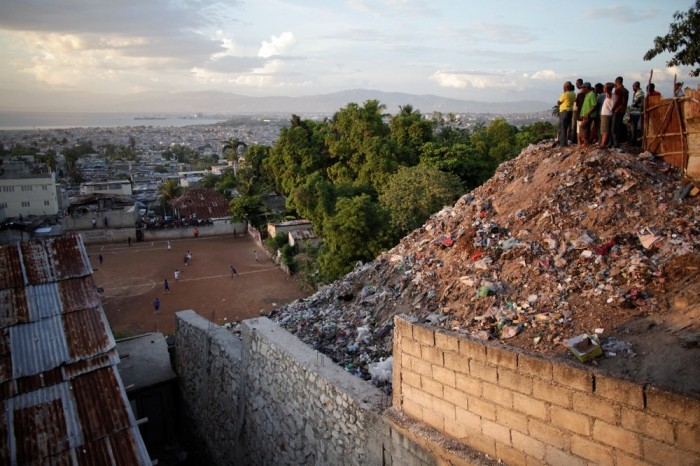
[{"xmin": 271, "ymin": 142, "xmax": 700, "ymax": 393}]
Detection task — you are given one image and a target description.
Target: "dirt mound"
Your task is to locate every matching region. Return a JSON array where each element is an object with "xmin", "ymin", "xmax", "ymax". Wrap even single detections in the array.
[{"xmin": 271, "ymin": 142, "xmax": 700, "ymax": 395}]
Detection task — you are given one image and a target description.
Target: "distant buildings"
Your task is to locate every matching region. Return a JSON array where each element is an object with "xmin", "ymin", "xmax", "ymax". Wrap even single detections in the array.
[{"xmin": 0, "ymin": 161, "xmax": 60, "ymax": 218}]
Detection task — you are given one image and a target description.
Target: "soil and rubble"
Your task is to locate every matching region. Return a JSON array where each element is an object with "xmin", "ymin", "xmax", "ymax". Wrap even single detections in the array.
[{"xmin": 270, "ymin": 141, "xmax": 700, "ymax": 396}]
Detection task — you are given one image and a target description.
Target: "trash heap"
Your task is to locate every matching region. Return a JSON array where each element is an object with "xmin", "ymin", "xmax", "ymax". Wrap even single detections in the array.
[{"xmin": 271, "ymin": 142, "xmax": 700, "ymax": 393}]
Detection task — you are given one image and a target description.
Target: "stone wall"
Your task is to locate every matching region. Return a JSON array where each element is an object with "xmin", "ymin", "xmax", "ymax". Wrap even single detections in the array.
[{"xmin": 392, "ymin": 316, "xmax": 700, "ymax": 466}]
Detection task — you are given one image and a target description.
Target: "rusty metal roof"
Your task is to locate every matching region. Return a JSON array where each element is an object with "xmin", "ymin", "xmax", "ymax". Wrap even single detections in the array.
[
  {"xmin": 0, "ymin": 234, "xmax": 152, "ymax": 465},
  {"xmin": 171, "ymin": 188, "xmax": 230, "ymax": 219}
]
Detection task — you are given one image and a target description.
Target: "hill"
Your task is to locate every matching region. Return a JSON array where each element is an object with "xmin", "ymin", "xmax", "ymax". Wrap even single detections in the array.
[
  {"xmin": 0, "ymin": 88, "xmax": 549, "ymax": 115},
  {"xmin": 271, "ymin": 142, "xmax": 700, "ymax": 396}
]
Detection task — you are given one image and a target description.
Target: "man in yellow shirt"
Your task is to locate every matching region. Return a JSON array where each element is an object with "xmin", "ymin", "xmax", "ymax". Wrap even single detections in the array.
[{"xmin": 557, "ymin": 81, "xmax": 575, "ymax": 147}]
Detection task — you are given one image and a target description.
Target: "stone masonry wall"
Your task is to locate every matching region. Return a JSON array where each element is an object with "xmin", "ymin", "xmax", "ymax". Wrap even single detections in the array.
[
  {"xmin": 175, "ymin": 311, "xmax": 396, "ymax": 466},
  {"xmin": 240, "ymin": 317, "xmax": 386, "ymax": 465},
  {"xmin": 175, "ymin": 311, "xmax": 245, "ymax": 466},
  {"xmin": 392, "ymin": 315, "xmax": 700, "ymax": 466}
]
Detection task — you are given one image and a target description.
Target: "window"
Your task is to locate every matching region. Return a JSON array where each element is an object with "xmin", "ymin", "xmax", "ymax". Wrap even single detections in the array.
[
  {"xmin": 21, "ymin": 185, "xmax": 33, "ymax": 192},
  {"xmin": 0, "ymin": 202, "xmax": 7, "ymax": 208},
  {"xmin": 2, "ymin": 186, "xmax": 15, "ymax": 192},
  {"xmin": 42, "ymin": 185, "xmax": 48, "ymax": 190},
  {"xmin": 44, "ymin": 200, "xmax": 50, "ymax": 206},
  {"xmin": 21, "ymin": 201, "xmax": 30, "ymax": 207}
]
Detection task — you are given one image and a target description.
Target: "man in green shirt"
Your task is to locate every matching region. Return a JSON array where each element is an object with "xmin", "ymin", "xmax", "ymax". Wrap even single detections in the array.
[{"xmin": 579, "ymin": 82, "xmax": 598, "ymax": 146}]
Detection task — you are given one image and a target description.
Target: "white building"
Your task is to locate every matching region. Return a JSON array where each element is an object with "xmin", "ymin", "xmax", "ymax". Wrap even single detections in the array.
[
  {"xmin": 0, "ymin": 172, "xmax": 59, "ymax": 218},
  {"xmin": 80, "ymin": 180, "xmax": 133, "ymax": 196}
]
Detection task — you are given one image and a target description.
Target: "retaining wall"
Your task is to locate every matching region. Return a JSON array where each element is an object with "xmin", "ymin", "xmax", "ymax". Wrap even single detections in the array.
[{"xmin": 392, "ymin": 316, "xmax": 700, "ymax": 466}]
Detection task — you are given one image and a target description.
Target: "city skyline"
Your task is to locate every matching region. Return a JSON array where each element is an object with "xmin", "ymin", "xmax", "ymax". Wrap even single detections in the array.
[{"xmin": 1, "ymin": 0, "xmax": 698, "ymax": 108}]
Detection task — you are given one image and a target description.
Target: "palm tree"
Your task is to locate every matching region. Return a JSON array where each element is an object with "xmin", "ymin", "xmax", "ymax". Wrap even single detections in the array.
[
  {"xmin": 221, "ymin": 137, "xmax": 247, "ymax": 176},
  {"xmin": 157, "ymin": 179, "xmax": 183, "ymax": 217}
]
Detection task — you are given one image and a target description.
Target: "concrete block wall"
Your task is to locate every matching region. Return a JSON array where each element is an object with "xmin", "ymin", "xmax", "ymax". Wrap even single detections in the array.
[
  {"xmin": 392, "ymin": 316, "xmax": 700, "ymax": 466},
  {"xmin": 240, "ymin": 318, "xmax": 386, "ymax": 465},
  {"xmin": 175, "ymin": 311, "xmax": 392, "ymax": 466}
]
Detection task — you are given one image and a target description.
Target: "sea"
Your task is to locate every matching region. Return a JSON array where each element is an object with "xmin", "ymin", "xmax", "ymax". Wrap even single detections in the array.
[{"xmin": 0, "ymin": 111, "xmax": 228, "ymax": 130}]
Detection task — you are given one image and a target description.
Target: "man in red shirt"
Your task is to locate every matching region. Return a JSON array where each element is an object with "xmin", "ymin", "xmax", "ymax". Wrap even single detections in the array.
[{"xmin": 611, "ymin": 76, "xmax": 629, "ymax": 148}]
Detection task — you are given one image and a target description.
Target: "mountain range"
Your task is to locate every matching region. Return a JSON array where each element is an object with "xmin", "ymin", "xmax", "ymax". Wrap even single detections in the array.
[{"xmin": 0, "ymin": 88, "xmax": 550, "ymax": 115}]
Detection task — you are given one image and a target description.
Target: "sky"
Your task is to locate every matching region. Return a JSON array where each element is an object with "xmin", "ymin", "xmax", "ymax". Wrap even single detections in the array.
[{"xmin": 0, "ymin": 0, "xmax": 698, "ymax": 104}]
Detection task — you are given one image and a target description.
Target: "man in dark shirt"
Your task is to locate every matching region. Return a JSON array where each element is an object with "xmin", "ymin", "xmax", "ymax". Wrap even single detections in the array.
[{"xmin": 612, "ymin": 76, "xmax": 629, "ymax": 148}]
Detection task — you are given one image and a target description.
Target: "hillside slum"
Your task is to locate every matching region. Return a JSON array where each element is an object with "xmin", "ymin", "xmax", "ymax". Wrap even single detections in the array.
[{"xmin": 271, "ymin": 141, "xmax": 700, "ymax": 395}]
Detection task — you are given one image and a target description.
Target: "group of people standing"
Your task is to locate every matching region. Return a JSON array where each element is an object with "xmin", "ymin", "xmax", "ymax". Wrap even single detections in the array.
[
  {"xmin": 555, "ymin": 76, "xmax": 675, "ymax": 149},
  {"xmin": 557, "ymin": 77, "xmax": 635, "ymax": 149}
]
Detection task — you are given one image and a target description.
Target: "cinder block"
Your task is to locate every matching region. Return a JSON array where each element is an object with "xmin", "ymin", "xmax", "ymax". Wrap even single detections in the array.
[
  {"xmin": 482, "ymin": 419, "xmax": 512, "ymax": 445},
  {"xmin": 455, "ymin": 372, "xmax": 483, "ymax": 397},
  {"xmin": 407, "ymin": 385, "xmax": 434, "ymax": 411},
  {"xmin": 466, "ymin": 431, "xmax": 496, "ymax": 457},
  {"xmin": 432, "ymin": 365, "xmax": 456, "ymax": 388},
  {"xmin": 482, "ymin": 381, "xmax": 513, "ymax": 407},
  {"xmin": 498, "ymin": 368, "xmax": 533, "ymax": 395},
  {"xmin": 677, "ymin": 422, "xmax": 700, "ymax": 454},
  {"xmin": 469, "ymin": 396, "xmax": 497, "ymax": 421},
  {"xmin": 412, "ymin": 323, "xmax": 435, "ymax": 346},
  {"xmin": 444, "ymin": 416, "xmax": 475, "ymax": 440},
  {"xmin": 532, "ymin": 378, "xmax": 572, "ymax": 408},
  {"xmin": 422, "ymin": 405, "xmax": 445, "ymax": 432},
  {"xmin": 528, "ymin": 418, "xmax": 570, "ymax": 449},
  {"xmin": 469, "ymin": 360, "xmax": 498, "ymax": 383},
  {"xmin": 420, "ymin": 375, "xmax": 444, "ymax": 398},
  {"xmin": 486, "ymin": 345, "xmax": 518, "ymax": 369},
  {"xmin": 550, "ymin": 405, "xmax": 591, "ymax": 436},
  {"xmin": 495, "ymin": 441, "xmax": 527, "ymax": 466},
  {"xmin": 402, "ymin": 337, "xmax": 422, "ymax": 357},
  {"xmin": 513, "ymin": 392, "xmax": 548, "ymax": 420},
  {"xmin": 511, "ymin": 430, "xmax": 545, "ymax": 460},
  {"xmin": 570, "ymin": 435, "xmax": 614, "ymax": 464},
  {"xmin": 517, "ymin": 353, "xmax": 552, "ymax": 380},
  {"xmin": 455, "ymin": 405, "xmax": 482, "ymax": 432},
  {"xmin": 552, "ymin": 362, "xmax": 593, "ymax": 392},
  {"xmin": 496, "ymin": 405, "xmax": 528, "ymax": 434},
  {"xmin": 643, "ymin": 436, "xmax": 700, "ymax": 466},
  {"xmin": 432, "ymin": 396, "xmax": 456, "ymax": 420},
  {"xmin": 402, "ymin": 397, "xmax": 423, "ymax": 421},
  {"xmin": 645, "ymin": 385, "xmax": 700, "ymax": 424},
  {"xmin": 595, "ymin": 373, "xmax": 644, "ymax": 408},
  {"xmin": 406, "ymin": 354, "xmax": 432, "ymax": 376},
  {"xmin": 572, "ymin": 392, "xmax": 619, "ymax": 424},
  {"xmin": 443, "ymin": 385, "xmax": 469, "ymax": 408},
  {"xmin": 544, "ymin": 446, "xmax": 586, "ymax": 466},
  {"xmin": 421, "ymin": 345, "xmax": 444, "ymax": 366},
  {"xmin": 620, "ymin": 407, "xmax": 674, "ymax": 443},
  {"xmin": 592, "ymin": 419, "xmax": 641, "ymax": 456},
  {"xmin": 613, "ymin": 451, "xmax": 650, "ymax": 466},
  {"xmin": 459, "ymin": 337, "xmax": 487, "ymax": 361},
  {"xmin": 444, "ymin": 351, "xmax": 470, "ymax": 374},
  {"xmin": 401, "ymin": 368, "xmax": 421, "ymax": 389},
  {"xmin": 394, "ymin": 315, "xmax": 413, "ymax": 339},
  {"xmin": 435, "ymin": 330, "xmax": 459, "ymax": 352}
]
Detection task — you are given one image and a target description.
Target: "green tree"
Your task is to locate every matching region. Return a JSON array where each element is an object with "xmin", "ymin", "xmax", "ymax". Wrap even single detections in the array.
[
  {"xmin": 221, "ymin": 137, "xmax": 247, "ymax": 176},
  {"xmin": 379, "ymin": 164, "xmax": 463, "ymax": 239},
  {"xmin": 157, "ymin": 179, "xmax": 183, "ymax": 216},
  {"xmin": 389, "ymin": 104, "xmax": 434, "ymax": 166},
  {"xmin": 229, "ymin": 194, "xmax": 265, "ymax": 227},
  {"xmin": 317, "ymin": 194, "xmax": 388, "ymax": 282},
  {"xmin": 644, "ymin": 1, "xmax": 700, "ymax": 77}
]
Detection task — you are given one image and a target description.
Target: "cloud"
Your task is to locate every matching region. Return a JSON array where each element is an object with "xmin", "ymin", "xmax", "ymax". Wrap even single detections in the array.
[
  {"xmin": 585, "ymin": 6, "xmax": 657, "ymax": 23},
  {"xmin": 529, "ymin": 70, "xmax": 561, "ymax": 80},
  {"xmin": 258, "ymin": 32, "xmax": 296, "ymax": 58},
  {"xmin": 429, "ymin": 70, "xmax": 519, "ymax": 90}
]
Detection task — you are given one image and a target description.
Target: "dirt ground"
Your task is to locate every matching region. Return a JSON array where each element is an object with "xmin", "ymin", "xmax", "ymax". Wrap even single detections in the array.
[{"xmin": 88, "ymin": 235, "xmax": 308, "ymax": 337}]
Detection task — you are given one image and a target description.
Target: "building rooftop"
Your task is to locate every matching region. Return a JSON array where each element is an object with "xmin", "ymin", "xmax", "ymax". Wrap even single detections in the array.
[{"xmin": 0, "ymin": 235, "xmax": 152, "ymax": 465}]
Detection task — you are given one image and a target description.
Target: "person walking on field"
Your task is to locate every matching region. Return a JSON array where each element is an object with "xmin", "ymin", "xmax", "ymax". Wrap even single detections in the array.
[
  {"xmin": 230, "ymin": 265, "xmax": 238, "ymax": 278},
  {"xmin": 153, "ymin": 297, "xmax": 160, "ymax": 314},
  {"xmin": 174, "ymin": 269, "xmax": 180, "ymax": 282},
  {"xmin": 163, "ymin": 279, "xmax": 170, "ymax": 293},
  {"xmin": 98, "ymin": 254, "xmax": 103, "ymax": 265},
  {"xmin": 254, "ymin": 250, "xmax": 258, "ymax": 262}
]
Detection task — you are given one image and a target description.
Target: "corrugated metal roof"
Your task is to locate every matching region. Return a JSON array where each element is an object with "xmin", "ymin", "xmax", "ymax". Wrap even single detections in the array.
[
  {"xmin": 0, "ymin": 235, "xmax": 152, "ymax": 465},
  {"xmin": 171, "ymin": 188, "xmax": 231, "ymax": 219}
]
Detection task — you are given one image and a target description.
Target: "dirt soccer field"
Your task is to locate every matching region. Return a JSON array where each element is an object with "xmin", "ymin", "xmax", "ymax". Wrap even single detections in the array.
[{"xmin": 87, "ymin": 234, "xmax": 308, "ymax": 337}]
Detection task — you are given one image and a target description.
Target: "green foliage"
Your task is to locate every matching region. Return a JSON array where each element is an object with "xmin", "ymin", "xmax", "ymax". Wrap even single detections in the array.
[
  {"xmin": 644, "ymin": 1, "xmax": 700, "ymax": 77},
  {"xmin": 229, "ymin": 194, "xmax": 265, "ymax": 226},
  {"xmin": 10, "ymin": 144, "xmax": 38, "ymax": 156},
  {"xmin": 379, "ymin": 164, "xmax": 463, "ymax": 239},
  {"xmin": 157, "ymin": 179, "xmax": 183, "ymax": 215},
  {"xmin": 317, "ymin": 194, "xmax": 388, "ymax": 282},
  {"xmin": 162, "ymin": 145, "xmax": 199, "ymax": 163}
]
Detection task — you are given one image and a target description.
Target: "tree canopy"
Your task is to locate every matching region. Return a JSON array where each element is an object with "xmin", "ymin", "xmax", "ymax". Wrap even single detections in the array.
[{"xmin": 644, "ymin": 0, "xmax": 700, "ymax": 77}]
